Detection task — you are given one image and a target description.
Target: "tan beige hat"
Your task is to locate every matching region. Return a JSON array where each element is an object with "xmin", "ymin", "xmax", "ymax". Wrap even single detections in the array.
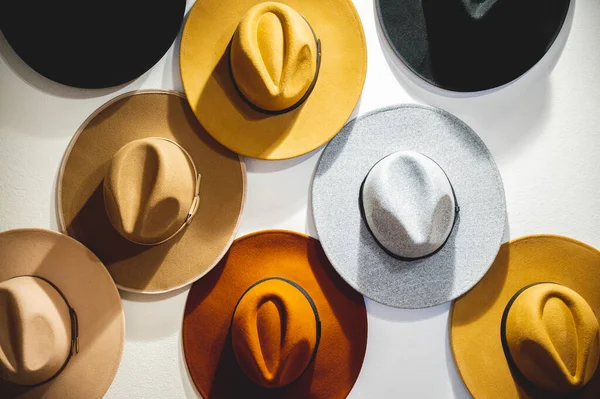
[
  {"xmin": 103, "ymin": 137, "xmax": 201, "ymax": 246},
  {"xmin": 58, "ymin": 90, "xmax": 246, "ymax": 294},
  {"xmin": 0, "ymin": 229, "xmax": 124, "ymax": 398}
]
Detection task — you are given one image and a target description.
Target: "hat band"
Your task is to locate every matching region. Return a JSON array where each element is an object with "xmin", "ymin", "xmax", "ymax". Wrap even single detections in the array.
[
  {"xmin": 1, "ymin": 276, "xmax": 79, "ymax": 387},
  {"xmin": 359, "ymin": 154, "xmax": 461, "ymax": 261},
  {"xmin": 125, "ymin": 138, "xmax": 202, "ymax": 247},
  {"xmin": 230, "ymin": 276, "xmax": 322, "ymax": 387},
  {"xmin": 499, "ymin": 281, "xmax": 557, "ymax": 391},
  {"xmin": 227, "ymin": 17, "xmax": 322, "ymax": 116}
]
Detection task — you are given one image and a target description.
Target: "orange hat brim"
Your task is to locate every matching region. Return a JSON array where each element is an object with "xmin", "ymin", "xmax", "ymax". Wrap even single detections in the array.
[
  {"xmin": 182, "ymin": 230, "xmax": 367, "ymax": 398},
  {"xmin": 451, "ymin": 235, "xmax": 600, "ymax": 398}
]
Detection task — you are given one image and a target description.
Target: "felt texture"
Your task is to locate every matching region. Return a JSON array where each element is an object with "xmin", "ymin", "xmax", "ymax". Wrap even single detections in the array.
[
  {"xmin": 58, "ymin": 91, "xmax": 246, "ymax": 294},
  {"xmin": 182, "ymin": 230, "xmax": 367, "ymax": 399},
  {"xmin": 230, "ymin": 2, "xmax": 318, "ymax": 112},
  {"xmin": 312, "ymin": 105, "xmax": 506, "ymax": 308},
  {"xmin": 180, "ymin": 0, "xmax": 367, "ymax": 160},
  {"xmin": 231, "ymin": 278, "xmax": 319, "ymax": 388},
  {"xmin": 103, "ymin": 138, "xmax": 197, "ymax": 245},
  {"xmin": 0, "ymin": 229, "xmax": 124, "ymax": 399},
  {"xmin": 451, "ymin": 235, "xmax": 600, "ymax": 399},
  {"xmin": 0, "ymin": 277, "xmax": 72, "ymax": 386},
  {"xmin": 361, "ymin": 151, "xmax": 456, "ymax": 259},
  {"xmin": 0, "ymin": 1, "xmax": 185, "ymax": 88},
  {"xmin": 503, "ymin": 284, "xmax": 600, "ymax": 393},
  {"xmin": 376, "ymin": 0, "xmax": 571, "ymax": 92}
]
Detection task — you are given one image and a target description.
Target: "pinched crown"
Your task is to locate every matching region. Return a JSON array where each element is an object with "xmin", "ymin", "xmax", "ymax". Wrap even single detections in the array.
[
  {"xmin": 231, "ymin": 278, "xmax": 319, "ymax": 388},
  {"xmin": 361, "ymin": 151, "xmax": 457, "ymax": 259},
  {"xmin": 503, "ymin": 283, "xmax": 600, "ymax": 393},
  {"xmin": 230, "ymin": 2, "xmax": 319, "ymax": 112},
  {"xmin": 0, "ymin": 277, "xmax": 72, "ymax": 386},
  {"xmin": 103, "ymin": 137, "xmax": 200, "ymax": 245}
]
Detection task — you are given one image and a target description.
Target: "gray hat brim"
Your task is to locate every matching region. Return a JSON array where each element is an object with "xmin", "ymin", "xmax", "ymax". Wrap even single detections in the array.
[{"xmin": 311, "ymin": 105, "xmax": 506, "ymax": 308}]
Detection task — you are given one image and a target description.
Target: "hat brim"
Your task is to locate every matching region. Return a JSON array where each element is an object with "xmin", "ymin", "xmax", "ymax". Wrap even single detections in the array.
[
  {"xmin": 0, "ymin": 229, "xmax": 124, "ymax": 399},
  {"xmin": 179, "ymin": 0, "xmax": 367, "ymax": 160},
  {"xmin": 451, "ymin": 235, "xmax": 600, "ymax": 398},
  {"xmin": 375, "ymin": 0, "xmax": 571, "ymax": 92},
  {"xmin": 57, "ymin": 90, "xmax": 246, "ymax": 293},
  {"xmin": 182, "ymin": 230, "xmax": 367, "ymax": 398},
  {"xmin": 0, "ymin": 1, "xmax": 186, "ymax": 88},
  {"xmin": 312, "ymin": 105, "xmax": 506, "ymax": 308}
]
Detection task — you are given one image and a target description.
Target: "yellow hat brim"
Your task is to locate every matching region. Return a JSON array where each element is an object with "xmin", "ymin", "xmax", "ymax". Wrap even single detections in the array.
[
  {"xmin": 180, "ymin": 0, "xmax": 367, "ymax": 160},
  {"xmin": 451, "ymin": 235, "xmax": 600, "ymax": 398}
]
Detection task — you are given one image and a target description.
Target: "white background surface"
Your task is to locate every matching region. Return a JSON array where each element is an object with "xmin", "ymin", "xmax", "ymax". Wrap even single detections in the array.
[{"xmin": 1, "ymin": 0, "xmax": 600, "ymax": 397}]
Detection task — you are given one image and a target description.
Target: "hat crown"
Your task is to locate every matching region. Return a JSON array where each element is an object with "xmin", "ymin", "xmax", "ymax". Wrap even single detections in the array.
[
  {"xmin": 457, "ymin": 0, "xmax": 502, "ymax": 20},
  {"xmin": 231, "ymin": 278, "xmax": 319, "ymax": 388},
  {"xmin": 0, "ymin": 277, "xmax": 72, "ymax": 386},
  {"xmin": 426, "ymin": 0, "xmax": 524, "ymax": 21},
  {"xmin": 504, "ymin": 283, "xmax": 600, "ymax": 393},
  {"xmin": 230, "ymin": 2, "xmax": 318, "ymax": 112},
  {"xmin": 361, "ymin": 151, "xmax": 456, "ymax": 259},
  {"xmin": 103, "ymin": 137, "xmax": 196, "ymax": 245}
]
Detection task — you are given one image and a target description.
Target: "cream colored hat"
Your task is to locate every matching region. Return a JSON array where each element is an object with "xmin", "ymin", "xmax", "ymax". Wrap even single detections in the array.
[{"xmin": 0, "ymin": 229, "xmax": 124, "ymax": 398}]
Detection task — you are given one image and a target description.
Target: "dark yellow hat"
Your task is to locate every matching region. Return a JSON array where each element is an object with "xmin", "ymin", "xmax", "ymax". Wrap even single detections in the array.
[
  {"xmin": 179, "ymin": 0, "xmax": 367, "ymax": 160},
  {"xmin": 451, "ymin": 235, "xmax": 600, "ymax": 398}
]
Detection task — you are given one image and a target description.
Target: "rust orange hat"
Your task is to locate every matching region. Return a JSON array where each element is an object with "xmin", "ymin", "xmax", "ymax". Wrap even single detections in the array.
[
  {"xmin": 451, "ymin": 235, "xmax": 600, "ymax": 398},
  {"xmin": 182, "ymin": 230, "xmax": 367, "ymax": 398}
]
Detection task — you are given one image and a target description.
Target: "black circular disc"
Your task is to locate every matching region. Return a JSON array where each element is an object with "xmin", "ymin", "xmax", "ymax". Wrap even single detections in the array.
[
  {"xmin": 0, "ymin": 1, "xmax": 186, "ymax": 88},
  {"xmin": 376, "ymin": 0, "xmax": 570, "ymax": 92}
]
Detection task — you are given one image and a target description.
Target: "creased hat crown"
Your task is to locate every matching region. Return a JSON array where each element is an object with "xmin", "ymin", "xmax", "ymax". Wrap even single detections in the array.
[
  {"xmin": 0, "ymin": 277, "xmax": 72, "ymax": 386},
  {"xmin": 504, "ymin": 283, "xmax": 600, "ymax": 393},
  {"xmin": 425, "ymin": 0, "xmax": 535, "ymax": 23},
  {"xmin": 230, "ymin": 2, "xmax": 318, "ymax": 112},
  {"xmin": 361, "ymin": 151, "xmax": 456, "ymax": 259},
  {"xmin": 231, "ymin": 278, "xmax": 319, "ymax": 388},
  {"xmin": 103, "ymin": 137, "xmax": 198, "ymax": 245}
]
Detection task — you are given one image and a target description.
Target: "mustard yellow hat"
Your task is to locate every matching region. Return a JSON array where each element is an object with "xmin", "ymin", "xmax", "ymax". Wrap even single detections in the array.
[
  {"xmin": 451, "ymin": 235, "xmax": 600, "ymax": 398},
  {"xmin": 180, "ymin": 0, "xmax": 367, "ymax": 160}
]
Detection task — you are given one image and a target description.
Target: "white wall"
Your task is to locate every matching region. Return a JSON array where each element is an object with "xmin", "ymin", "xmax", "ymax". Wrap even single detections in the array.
[{"xmin": 1, "ymin": 0, "xmax": 599, "ymax": 397}]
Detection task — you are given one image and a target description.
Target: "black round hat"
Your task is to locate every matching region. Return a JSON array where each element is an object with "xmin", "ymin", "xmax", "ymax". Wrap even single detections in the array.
[
  {"xmin": 376, "ymin": 0, "xmax": 570, "ymax": 92},
  {"xmin": 0, "ymin": 1, "xmax": 186, "ymax": 88}
]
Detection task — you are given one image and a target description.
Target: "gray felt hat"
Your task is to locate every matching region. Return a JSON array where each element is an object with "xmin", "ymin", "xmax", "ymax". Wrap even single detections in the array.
[{"xmin": 312, "ymin": 105, "xmax": 506, "ymax": 308}]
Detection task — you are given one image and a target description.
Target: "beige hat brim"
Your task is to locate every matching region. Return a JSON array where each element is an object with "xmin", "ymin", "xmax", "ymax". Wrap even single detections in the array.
[
  {"xmin": 180, "ymin": 0, "xmax": 367, "ymax": 160},
  {"xmin": 57, "ymin": 90, "xmax": 246, "ymax": 294},
  {"xmin": 450, "ymin": 235, "xmax": 600, "ymax": 398},
  {"xmin": 0, "ymin": 229, "xmax": 124, "ymax": 399}
]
